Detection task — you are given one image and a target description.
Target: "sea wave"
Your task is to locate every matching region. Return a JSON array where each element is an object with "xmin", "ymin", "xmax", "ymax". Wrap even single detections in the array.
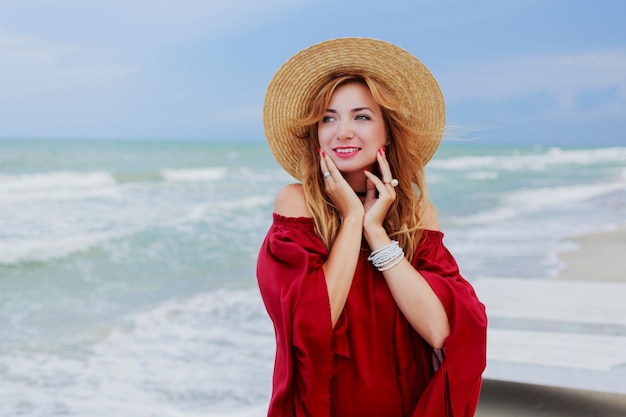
[
  {"xmin": 431, "ymin": 146, "xmax": 626, "ymax": 171},
  {"xmin": 0, "ymin": 171, "xmax": 121, "ymax": 204},
  {"xmin": 182, "ymin": 195, "xmax": 273, "ymax": 223},
  {"xmin": 161, "ymin": 167, "xmax": 227, "ymax": 182},
  {"xmin": 0, "ymin": 231, "xmax": 134, "ymax": 266},
  {"xmin": 466, "ymin": 171, "xmax": 499, "ymax": 180},
  {"xmin": 0, "ymin": 287, "xmax": 274, "ymax": 417},
  {"xmin": 504, "ymin": 181, "xmax": 626, "ymax": 209},
  {"xmin": 452, "ymin": 178, "xmax": 626, "ymax": 225}
]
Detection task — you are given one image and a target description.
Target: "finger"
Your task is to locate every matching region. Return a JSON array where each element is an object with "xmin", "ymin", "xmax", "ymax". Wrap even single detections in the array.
[
  {"xmin": 365, "ymin": 168, "xmax": 396, "ymax": 201},
  {"xmin": 364, "ymin": 169, "xmax": 385, "ymax": 190},
  {"xmin": 378, "ymin": 147, "xmax": 400, "ymax": 190},
  {"xmin": 364, "ymin": 175, "xmax": 377, "ymax": 199},
  {"xmin": 323, "ymin": 151, "xmax": 344, "ymax": 179},
  {"xmin": 377, "ymin": 147, "xmax": 393, "ymax": 184},
  {"xmin": 320, "ymin": 151, "xmax": 332, "ymax": 180}
]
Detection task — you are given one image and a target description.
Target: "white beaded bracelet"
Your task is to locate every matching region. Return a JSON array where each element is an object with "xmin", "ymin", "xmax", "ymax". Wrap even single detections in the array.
[{"xmin": 368, "ymin": 240, "xmax": 404, "ymax": 272}]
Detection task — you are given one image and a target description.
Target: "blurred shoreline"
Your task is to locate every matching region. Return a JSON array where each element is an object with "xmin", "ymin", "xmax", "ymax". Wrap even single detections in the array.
[
  {"xmin": 476, "ymin": 224, "xmax": 626, "ymax": 416},
  {"xmin": 558, "ymin": 224, "xmax": 626, "ymax": 282}
]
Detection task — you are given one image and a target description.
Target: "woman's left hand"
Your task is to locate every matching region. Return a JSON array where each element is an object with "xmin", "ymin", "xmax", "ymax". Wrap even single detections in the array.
[{"xmin": 363, "ymin": 147, "xmax": 397, "ymax": 233}]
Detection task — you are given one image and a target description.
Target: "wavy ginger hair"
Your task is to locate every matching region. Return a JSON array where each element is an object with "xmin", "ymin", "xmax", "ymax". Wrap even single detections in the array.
[{"xmin": 295, "ymin": 71, "xmax": 431, "ymax": 262}]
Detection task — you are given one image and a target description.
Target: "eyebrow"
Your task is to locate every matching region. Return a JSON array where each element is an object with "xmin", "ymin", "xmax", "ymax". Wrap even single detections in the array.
[{"xmin": 325, "ymin": 107, "xmax": 375, "ymax": 113}]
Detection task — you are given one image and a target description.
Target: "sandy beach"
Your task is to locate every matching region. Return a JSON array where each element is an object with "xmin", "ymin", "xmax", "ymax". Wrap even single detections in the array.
[
  {"xmin": 476, "ymin": 225, "xmax": 626, "ymax": 417},
  {"xmin": 559, "ymin": 225, "xmax": 626, "ymax": 282}
]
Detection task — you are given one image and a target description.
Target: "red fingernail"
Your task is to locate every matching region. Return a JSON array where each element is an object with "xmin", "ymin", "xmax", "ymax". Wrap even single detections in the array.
[
  {"xmin": 317, "ymin": 147, "xmax": 321, "ymax": 153},
  {"xmin": 322, "ymin": 151, "xmax": 326, "ymax": 157},
  {"xmin": 383, "ymin": 145, "xmax": 386, "ymax": 153}
]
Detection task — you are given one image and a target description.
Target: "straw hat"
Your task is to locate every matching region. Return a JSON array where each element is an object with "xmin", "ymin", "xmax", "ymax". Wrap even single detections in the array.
[{"xmin": 263, "ymin": 37, "xmax": 445, "ymax": 181}]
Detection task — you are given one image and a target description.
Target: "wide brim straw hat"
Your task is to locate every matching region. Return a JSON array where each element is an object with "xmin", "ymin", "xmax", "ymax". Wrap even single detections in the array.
[{"xmin": 263, "ymin": 37, "xmax": 445, "ymax": 181}]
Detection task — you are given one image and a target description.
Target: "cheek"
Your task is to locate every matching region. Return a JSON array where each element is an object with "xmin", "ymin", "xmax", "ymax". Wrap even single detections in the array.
[
  {"xmin": 377, "ymin": 122, "xmax": 388, "ymax": 140},
  {"xmin": 363, "ymin": 124, "xmax": 387, "ymax": 146},
  {"xmin": 317, "ymin": 124, "xmax": 333, "ymax": 145}
]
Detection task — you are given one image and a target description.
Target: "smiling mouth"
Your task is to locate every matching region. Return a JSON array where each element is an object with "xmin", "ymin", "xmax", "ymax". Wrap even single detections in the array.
[{"xmin": 334, "ymin": 147, "xmax": 361, "ymax": 156}]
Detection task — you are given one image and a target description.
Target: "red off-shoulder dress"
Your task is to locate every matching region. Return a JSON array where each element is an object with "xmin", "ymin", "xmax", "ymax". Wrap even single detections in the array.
[{"xmin": 257, "ymin": 214, "xmax": 487, "ymax": 417}]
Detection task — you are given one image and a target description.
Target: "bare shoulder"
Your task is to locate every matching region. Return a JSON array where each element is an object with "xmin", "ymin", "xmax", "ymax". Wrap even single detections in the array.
[
  {"xmin": 274, "ymin": 183, "xmax": 312, "ymax": 218},
  {"xmin": 419, "ymin": 200, "xmax": 440, "ymax": 231}
]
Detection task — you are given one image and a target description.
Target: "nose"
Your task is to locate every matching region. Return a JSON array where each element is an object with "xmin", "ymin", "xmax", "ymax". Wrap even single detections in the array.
[{"xmin": 337, "ymin": 120, "xmax": 354, "ymax": 140}]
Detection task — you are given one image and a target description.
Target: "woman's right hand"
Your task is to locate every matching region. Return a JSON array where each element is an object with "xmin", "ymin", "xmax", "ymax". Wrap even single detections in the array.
[{"xmin": 320, "ymin": 152, "xmax": 365, "ymax": 220}]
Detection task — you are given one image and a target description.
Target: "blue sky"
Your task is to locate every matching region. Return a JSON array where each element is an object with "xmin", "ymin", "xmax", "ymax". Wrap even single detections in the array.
[{"xmin": 0, "ymin": 0, "xmax": 624, "ymax": 146}]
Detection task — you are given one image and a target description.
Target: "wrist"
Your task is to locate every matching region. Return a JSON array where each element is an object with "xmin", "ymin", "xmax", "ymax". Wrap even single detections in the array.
[
  {"xmin": 363, "ymin": 226, "xmax": 389, "ymax": 248},
  {"xmin": 342, "ymin": 214, "xmax": 365, "ymax": 230},
  {"xmin": 367, "ymin": 240, "xmax": 405, "ymax": 272},
  {"xmin": 343, "ymin": 204, "xmax": 365, "ymax": 221}
]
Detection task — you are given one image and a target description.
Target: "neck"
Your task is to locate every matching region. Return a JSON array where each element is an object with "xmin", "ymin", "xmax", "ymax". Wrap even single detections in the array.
[
  {"xmin": 342, "ymin": 163, "xmax": 377, "ymax": 196},
  {"xmin": 342, "ymin": 170, "xmax": 367, "ymax": 194}
]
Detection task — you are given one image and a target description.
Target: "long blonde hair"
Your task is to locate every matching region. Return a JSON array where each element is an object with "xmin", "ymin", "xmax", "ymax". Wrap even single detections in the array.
[{"xmin": 295, "ymin": 71, "xmax": 431, "ymax": 261}]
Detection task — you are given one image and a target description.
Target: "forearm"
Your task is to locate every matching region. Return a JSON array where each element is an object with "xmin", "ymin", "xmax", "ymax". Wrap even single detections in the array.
[
  {"xmin": 323, "ymin": 216, "xmax": 363, "ymax": 326},
  {"xmin": 383, "ymin": 261, "xmax": 450, "ymax": 348},
  {"xmin": 365, "ymin": 227, "xmax": 450, "ymax": 349}
]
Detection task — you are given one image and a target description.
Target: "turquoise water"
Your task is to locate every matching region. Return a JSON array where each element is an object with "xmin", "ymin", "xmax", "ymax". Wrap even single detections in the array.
[{"xmin": 1, "ymin": 139, "xmax": 625, "ymax": 416}]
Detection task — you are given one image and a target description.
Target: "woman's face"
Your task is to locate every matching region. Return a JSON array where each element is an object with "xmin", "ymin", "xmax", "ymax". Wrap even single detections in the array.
[{"xmin": 317, "ymin": 82, "xmax": 387, "ymax": 175}]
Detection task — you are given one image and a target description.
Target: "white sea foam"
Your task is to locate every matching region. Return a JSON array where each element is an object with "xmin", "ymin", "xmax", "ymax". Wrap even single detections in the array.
[
  {"xmin": 0, "ymin": 171, "xmax": 121, "ymax": 203},
  {"xmin": 504, "ymin": 181, "xmax": 626, "ymax": 210},
  {"xmin": 453, "ymin": 179, "xmax": 626, "ymax": 225},
  {"xmin": 161, "ymin": 167, "xmax": 227, "ymax": 182},
  {"xmin": 0, "ymin": 287, "xmax": 274, "ymax": 417},
  {"xmin": 213, "ymin": 195, "xmax": 274, "ymax": 211},
  {"xmin": 430, "ymin": 154, "xmax": 503, "ymax": 171},
  {"xmin": 544, "ymin": 146, "xmax": 626, "ymax": 165},
  {"xmin": 182, "ymin": 195, "xmax": 273, "ymax": 223},
  {"xmin": 0, "ymin": 231, "xmax": 132, "ymax": 266},
  {"xmin": 466, "ymin": 171, "xmax": 499, "ymax": 180},
  {"xmin": 431, "ymin": 147, "xmax": 626, "ymax": 171}
]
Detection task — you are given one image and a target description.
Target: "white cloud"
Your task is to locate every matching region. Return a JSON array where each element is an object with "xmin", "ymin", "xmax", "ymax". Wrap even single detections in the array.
[{"xmin": 441, "ymin": 49, "xmax": 626, "ymax": 114}]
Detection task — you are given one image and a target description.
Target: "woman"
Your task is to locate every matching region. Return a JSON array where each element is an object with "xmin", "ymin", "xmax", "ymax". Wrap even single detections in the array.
[{"xmin": 257, "ymin": 38, "xmax": 487, "ymax": 417}]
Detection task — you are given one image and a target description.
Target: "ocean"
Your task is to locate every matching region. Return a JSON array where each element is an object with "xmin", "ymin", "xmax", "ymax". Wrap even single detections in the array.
[{"xmin": 1, "ymin": 139, "xmax": 625, "ymax": 416}]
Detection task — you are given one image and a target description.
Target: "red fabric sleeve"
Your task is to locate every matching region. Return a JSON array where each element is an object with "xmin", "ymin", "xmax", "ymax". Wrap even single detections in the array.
[
  {"xmin": 257, "ymin": 214, "xmax": 338, "ymax": 417},
  {"xmin": 411, "ymin": 230, "xmax": 488, "ymax": 417}
]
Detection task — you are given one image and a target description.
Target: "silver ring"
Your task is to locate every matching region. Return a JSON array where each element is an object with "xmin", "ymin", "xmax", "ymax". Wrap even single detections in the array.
[
  {"xmin": 323, "ymin": 171, "xmax": 331, "ymax": 178},
  {"xmin": 389, "ymin": 178, "xmax": 399, "ymax": 187}
]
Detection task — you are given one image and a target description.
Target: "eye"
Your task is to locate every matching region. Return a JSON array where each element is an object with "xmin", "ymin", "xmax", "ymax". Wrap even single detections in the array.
[
  {"xmin": 321, "ymin": 115, "xmax": 336, "ymax": 123},
  {"xmin": 355, "ymin": 114, "xmax": 371, "ymax": 121}
]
